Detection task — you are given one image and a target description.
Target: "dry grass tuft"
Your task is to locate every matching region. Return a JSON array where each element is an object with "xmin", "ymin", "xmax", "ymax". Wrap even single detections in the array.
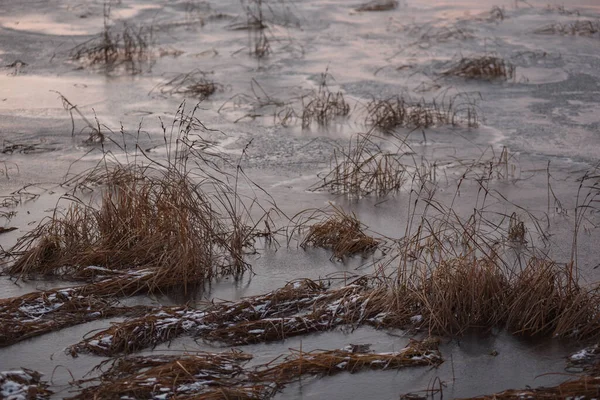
[
  {"xmin": 506, "ymin": 258, "xmax": 600, "ymax": 338},
  {"xmin": 70, "ymin": 351, "xmax": 263, "ymax": 400},
  {"xmin": 441, "ymin": 56, "xmax": 516, "ymax": 80},
  {"xmin": 383, "ymin": 187, "xmax": 600, "ymax": 339},
  {"xmin": 301, "ymin": 71, "xmax": 350, "ymax": 129},
  {"xmin": 365, "ymin": 94, "xmax": 479, "ymax": 130},
  {"xmin": 311, "ymin": 132, "xmax": 408, "ymax": 196},
  {"xmin": 3, "ymin": 105, "xmax": 263, "ymax": 294},
  {"xmin": 6, "ymin": 168, "xmax": 247, "ymax": 286},
  {"xmin": 299, "ymin": 206, "xmax": 380, "ymax": 260},
  {"xmin": 154, "ymin": 69, "xmax": 222, "ymax": 100},
  {"xmin": 355, "ymin": 0, "xmax": 399, "ymax": 12},
  {"xmin": 535, "ymin": 20, "xmax": 600, "ymax": 36},
  {"xmin": 70, "ymin": 5, "xmax": 153, "ymax": 74},
  {"xmin": 0, "ymin": 287, "xmax": 150, "ymax": 347},
  {"xmin": 68, "ymin": 279, "xmax": 327, "ymax": 356},
  {"xmin": 0, "ymin": 369, "xmax": 51, "ymax": 400},
  {"xmin": 68, "ymin": 279, "xmax": 390, "ymax": 355}
]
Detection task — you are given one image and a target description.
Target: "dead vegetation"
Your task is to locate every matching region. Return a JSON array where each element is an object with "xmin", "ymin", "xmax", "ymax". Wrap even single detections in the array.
[
  {"xmin": 67, "ymin": 278, "xmax": 389, "ymax": 356},
  {"xmin": 70, "ymin": 341, "xmax": 440, "ymax": 400},
  {"xmin": 0, "ymin": 369, "xmax": 51, "ymax": 400},
  {"xmin": 153, "ymin": 69, "xmax": 223, "ymax": 100},
  {"xmin": 365, "ymin": 94, "xmax": 480, "ymax": 131},
  {"xmin": 0, "ymin": 287, "xmax": 150, "ymax": 347},
  {"xmin": 70, "ymin": 351, "xmax": 262, "ymax": 400},
  {"xmin": 311, "ymin": 132, "xmax": 408, "ymax": 196},
  {"xmin": 69, "ymin": 5, "xmax": 153, "ymax": 74},
  {"xmin": 535, "ymin": 20, "xmax": 600, "ymax": 36},
  {"xmin": 254, "ymin": 339, "xmax": 442, "ymax": 382},
  {"xmin": 355, "ymin": 0, "xmax": 399, "ymax": 12},
  {"xmin": 462, "ymin": 375, "xmax": 600, "ymax": 399},
  {"xmin": 2, "ymin": 105, "xmax": 265, "ymax": 294},
  {"xmin": 297, "ymin": 206, "xmax": 380, "ymax": 260},
  {"xmin": 441, "ymin": 56, "xmax": 516, "ymax": 80},
  {"xmin": 301, "ymin": 71, "xmax": 350, "ymax": 129}
]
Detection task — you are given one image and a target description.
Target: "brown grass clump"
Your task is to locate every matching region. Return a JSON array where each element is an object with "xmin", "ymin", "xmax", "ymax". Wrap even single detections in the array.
[
  {"xmin": 506, "ymin": 258, "xmax": 600, "ymax": 339},
  {"xmin": 535, "ymin": 20, "xmax": 600, "ymax": 36},
  {"xmin": 4, "ymin": 107, "xmax": 260, "ymax": 292},
  {"xmin": 68, "ymin": 279, "xmax": 328, "ymax": 356},
  {"xmin": 301, "ymin": 71, "xmax": 350, "ymax": 129},
  {"xmin": 0, "ymin": 287, "xmax": 150, "ymax": 347},
  {"xmin": 70, "ymin": 351, "xmax": 264, "ymax": 400},
  {"xmin": 310, "ymin": 132, "xmax": 408, "ymax": 196},
  {"xmin": 461, "ymin": 375, "xmax": 600, "ymax": 399},
  {"xmin": 298, "ymin": 206, "xmax": 380, "ymax": 260},
  {"xmin": 365, "ymin": 94, "xmax": 479, "ymax": 130},
  {"xmin": 403, "ymin": 255, "xmax": 509, "ymax": 336},
  {"xmin": 71, "ymin": 342, "xmax": 440, "ymax": 399},
  {"xmin": 0, "ymin": 369, "xmax": 52, "ymax": 400},
  {"xmin": 355, "ymin": 0, "xmax": 399, "ymax": 12},
  {"xmin": 254, "ymin": 339, "xmax": 442, "ymax": 383},
  {"xmin": 70, "ymin": 5, "xmax": 152, "ymax": 74},
  {"xmin": 441, "ymin": 56, "xmax": 516, "ymax": 80},
  {"xmin": 68, "ymin": 279, "xmax": 389, "ymax": 355},
  {"xmin": 154, "ymin": 69, "xmax": 222, "ymax": 100},
  {"xmin": 383, "ymin": 187, "xmax": 600, "ymax": 339}
]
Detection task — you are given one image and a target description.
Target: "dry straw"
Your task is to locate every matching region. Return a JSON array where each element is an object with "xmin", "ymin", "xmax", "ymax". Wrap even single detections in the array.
[
  {"xmin": 68, "ymin": 279, "xmax": 389, "ymax": 356},
  {"xmin": 70, "ymin": 341, "xmax": 440, "ymax": 399},
  {"xmin": 365, "ymin": 94, "xmax": 480, "ymax": 132},
  {"xmin": 0, "ymin": 287, "xmax": 150, "ymax": 347},
  {"xmin": 2, "ymin": 104, "xmax": 268, "ymax": 295},
  {"xmin": 462, "ymin": 375, "xmax": 600, "ymax": 399},
  {"xmin": 70, "ymin": 4, "xmax": 153, "ymax": 74},
  {"xmin": 298, "ymin": 206, "xmax": 380, "ymax": 260}
]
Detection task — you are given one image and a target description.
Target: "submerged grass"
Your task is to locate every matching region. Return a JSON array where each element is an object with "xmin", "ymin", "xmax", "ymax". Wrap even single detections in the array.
[
  {"xmin": 441, "ymin": 56, "xmax": 516, "ymax": 80},
  {"xmin": 67, "ymin": 278, "xmax": 388, "ymax": 356},
  {"xmin": 254, "ymin": 339, "xmax": 442, "ymax": 382},
  {"xmin": 462, "ymin": 375, "xmax": 600, "ymax": 399},
  {"xmin": 71, "ymin": 341, "xmax": 440, "ymax": 400},
  {"xmin": 70, "ymin": 350, "xmax": 262, "ymax": 400},
  {"xmin": 2, "ymin": 104, "xmax": 266, "ymax": 294},
  {"xmin": 0, "ymin": 287, "xmax": 150, "ymax": 347}
]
